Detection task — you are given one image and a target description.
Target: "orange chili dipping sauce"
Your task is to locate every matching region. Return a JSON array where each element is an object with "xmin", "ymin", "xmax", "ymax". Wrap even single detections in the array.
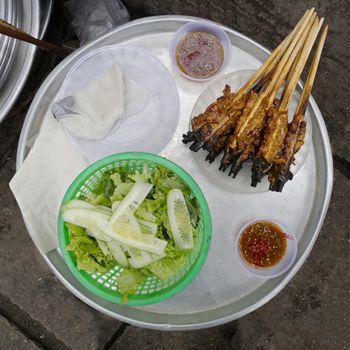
[{"xmin": 239, "ymin": 221, "xmax": 287, "ymax": 268}]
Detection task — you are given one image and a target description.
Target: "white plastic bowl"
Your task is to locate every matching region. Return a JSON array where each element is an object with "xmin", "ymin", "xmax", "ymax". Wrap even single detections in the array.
[
  {"xmin": 170, "ymin": 20, "xmax": 231, "ymax": 82},
  {"xmin": 234, "ymin": 218, "xmax": 298, "ymax": 279}
]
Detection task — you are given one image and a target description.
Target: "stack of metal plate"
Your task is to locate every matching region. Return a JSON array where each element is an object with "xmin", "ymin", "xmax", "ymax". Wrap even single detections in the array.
[
  {"xmin": 0, "ymin": 0, "xmax": 53, "ymax": 123},
  {"xmin": 0, "ymin": 0, "xmax": 19, "ymax": 88}
]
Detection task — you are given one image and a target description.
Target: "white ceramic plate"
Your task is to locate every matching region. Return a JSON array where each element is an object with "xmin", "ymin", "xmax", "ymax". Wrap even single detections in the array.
[
  {"xmin": 56, "ymin": 45, "xmax": 180, "ymax": 162},
  {"xmin": 190, "ymin": 70, "xmax": 312, "ymax": 193}
]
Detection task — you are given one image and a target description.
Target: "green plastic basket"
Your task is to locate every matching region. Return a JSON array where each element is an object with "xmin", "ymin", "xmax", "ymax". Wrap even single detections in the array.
[{"xmin": 58, "ymin": 152, "xmax": 212, "ymax": 306}]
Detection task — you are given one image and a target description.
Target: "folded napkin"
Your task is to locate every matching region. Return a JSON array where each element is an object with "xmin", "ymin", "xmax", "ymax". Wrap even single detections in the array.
[
  {"xmin": 51, "ymin": 62, "xmax": 125, "ymax": 140},
  {"xmin": 10, "ymin": 112, "xmax": 89, "ymax": 254}
]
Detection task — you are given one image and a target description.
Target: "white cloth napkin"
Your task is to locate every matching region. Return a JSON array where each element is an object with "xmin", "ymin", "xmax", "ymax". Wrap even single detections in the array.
[{"xmin": 10, "ymin": 112, "xmax": 89, "ymax": 254}]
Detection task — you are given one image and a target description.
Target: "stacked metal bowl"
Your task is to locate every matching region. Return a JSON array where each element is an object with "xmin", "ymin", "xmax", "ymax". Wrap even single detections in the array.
[{"xmin": 0, "ymin": 0, "xmax": 53, "ymax": 123}]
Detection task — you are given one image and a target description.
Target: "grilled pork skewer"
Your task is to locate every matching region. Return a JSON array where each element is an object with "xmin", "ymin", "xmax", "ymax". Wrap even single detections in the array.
[
  {"xmin": 182, "ymin": 9, "xmax": 312, "ymax": 152},
  {"xmin": 251, "ymin": 17, "xmax": 324, "ymax": 186},
  {"xmin": 269, "ymin": 24, "xmax": 328, "ymax": 192},
  {"xmin": 220, "ymin": 11, "xmax": 317, "ymax": 176}
]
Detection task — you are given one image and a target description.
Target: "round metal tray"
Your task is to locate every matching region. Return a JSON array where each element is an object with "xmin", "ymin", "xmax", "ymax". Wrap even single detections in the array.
[{"xmin": 16, "ymin": 16, "xmax": 333, "ymax": 330}]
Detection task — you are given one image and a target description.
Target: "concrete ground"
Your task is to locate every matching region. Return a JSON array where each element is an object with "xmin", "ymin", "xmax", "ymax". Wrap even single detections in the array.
[{"xmin": 0, "ymin": 0, "xmax": 349, "ymax": 349}]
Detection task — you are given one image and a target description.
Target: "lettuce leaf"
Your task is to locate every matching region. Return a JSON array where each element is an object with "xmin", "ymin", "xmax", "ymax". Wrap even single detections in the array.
[
  {"xmin": 117, "ymin": 269, "xmax": 146, "ymax": 303},
  {"xmin": 144, "ymin": 253, "xmax": 187, "ymax": 281},
  {"xmin": 66, "ymin": 223, "xmax": 115, "ymax": 274},
  {"xmin": 110, "ymin": 182, "xmax": 134, "ymax": 202}
]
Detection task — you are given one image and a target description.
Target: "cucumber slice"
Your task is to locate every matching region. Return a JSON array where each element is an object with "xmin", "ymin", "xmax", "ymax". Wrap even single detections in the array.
[
  {"xmin": 125, "ymin": 246, "xmax": 165, "ymax": 269},
  {"xmin": 137, "ymin": 219, "xmax": 158, "ymax": 236},
  {"xmin": 107, "ymin": 240, "xmax": 129, "ymax": 268},
  {"xmin": 167, "ymin": 189, "xmax": 194, "ymax": 249},
  {"xmin": 86, "ymin": 228, "xmax": 111, "ymax": 242},
  {"xmin": 111, "ymin": 201, "xmax": 121, "ymax": 212},
  {"xmin": 112, "ymin": 201, "xmax": 157, "ymax": 235},
  {"xmin": 110, "ymin": 181, "xmax": 153, "ymax": 226},
  {"xmin": 62, "ymin": 200, "xmax": 112, "ymax": 215},
  {"xmin": 97, "ymin": 218, "xmax": 167, "ymax": 255},
  {"xmin": 62, "ymin": 208, "xmax": 110, "ymax": 229},
  {"xmin": 125, "ymin": 246, "xmax": 153, "ymax": 269}
]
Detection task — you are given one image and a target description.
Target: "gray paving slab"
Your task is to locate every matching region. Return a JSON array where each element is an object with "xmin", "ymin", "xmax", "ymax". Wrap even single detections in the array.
[
  {"xmin": 0, "ymin": 150, "xmax": 121, "ymax": 349},
  {"xmin": 112, "ymin": 322, "xmax": 237, "ymax": 350},
  {"xmin": 0, "ymin": 314, "xmax": 42, "ymax": 350}
]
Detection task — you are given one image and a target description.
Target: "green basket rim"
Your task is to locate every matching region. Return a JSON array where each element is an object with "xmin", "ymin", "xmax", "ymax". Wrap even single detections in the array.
[{"xmin": 58, "ymin": 152, "xmax": 212, "ymax": 306}]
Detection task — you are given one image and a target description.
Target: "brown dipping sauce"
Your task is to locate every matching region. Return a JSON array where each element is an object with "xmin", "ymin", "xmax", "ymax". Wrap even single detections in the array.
[
  {"xmin": 175, "ymin": 31, "xmax": 224, "ymax": 78},
  {"xmin": 239, "ymin": 221, "xmax": 287, "ymax": 268}
]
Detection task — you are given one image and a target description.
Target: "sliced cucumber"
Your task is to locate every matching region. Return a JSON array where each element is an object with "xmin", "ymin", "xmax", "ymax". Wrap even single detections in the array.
[
  {"xmin": 86, "ymin": 228, "xmax": 111, "ymax": 242},
  {"xmin": 126, "ymin": 246, "xmax": 165, "ymax": 269},
  {"xmin": 125, "ymin": 246, "xmax": 153, "ymax": 269},
  {"xmin": 167, "ymin": 189, "xmax": 194, "ymax": 249},
  {"xmin": 62, "ymin": 199, "xmax": 110, "ymax": 212},
  {"xmin": 112, "ymin": 201, "xmax": 156, "ymax": 235},
  {"xmin": 97, "ymin": 218, "xmax": 167, "ymax": 255},
  {"xmin": 110, "ymin": 181, "xmax": 153, "ymax": 226},
  {"xmin": 137, "ymin": 219, "xmax": 158, "ymax": 236},
  {"xmin": 107, "ymin": 240, "xmax": 130, "ymax": 268},
  {"xmin": 62, "ymin": 200, "xmax": 112, "ymax": 216},
  {"xmin": 62, "ymin": 208, "xmax": 111, "ymax": 234},
  {"xmin": 111, "ymin": 201, "xmax": 121, "ymax": 212},
  {"xmin": 96, "ymin": 205, "xmax": 112, "ymax": 214}
]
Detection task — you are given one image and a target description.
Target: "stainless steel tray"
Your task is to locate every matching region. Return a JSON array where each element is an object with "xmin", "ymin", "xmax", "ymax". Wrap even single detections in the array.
[
  {"xmin": 16, "ymin": 16, "xmax": 333, "ymax": 330},
  {"xmin": 0, "ymin": 0, "xmax": 40, "ymax": 123}
]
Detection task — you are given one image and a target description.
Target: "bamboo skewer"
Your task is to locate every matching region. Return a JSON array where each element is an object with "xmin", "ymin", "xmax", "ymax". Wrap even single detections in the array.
[
  {"xmin": 250, "ymin": 17, "xmax": 323, "ymax": 186},
  {"xmin": 235, "ymin": 9, "xmax": 312, "ymax": 100},
  {"xmin": 266, "ymin": 11, "xmax": 317, "ymax": 106},
  {"xmin": 0, "ymin": 19, "xmax": 73, "ymax": 58},
  {"xmin": 235, "ymin": 11, "xmax": 316, "ymax": 139},
  {"xmin": 269, "ymin": 24, "xmax": 328, "ymax": 192},
  {"xmin": 279, "ymin": 17, "xmax": 324, "ymax": 111},
  {"xmin": 296, "ymin": 24, "xmax": 329, "ymax": 114}
]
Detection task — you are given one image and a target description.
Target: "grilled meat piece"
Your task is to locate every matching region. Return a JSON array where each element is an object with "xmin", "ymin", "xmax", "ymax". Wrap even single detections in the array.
[
  {"xmin": 269, "ymin": 113, "xmax": 306, "ymax": 191},
  {"xmin": 220, "ymin": 91, "xmax": 270, "ymax": 177},
  {"xmin": 251, "ymin": 100, "xmax": 288, "ymax": 186},
  {"xmin": 183, "ymin": 85, "xmax": 248, "ymax": 152}
]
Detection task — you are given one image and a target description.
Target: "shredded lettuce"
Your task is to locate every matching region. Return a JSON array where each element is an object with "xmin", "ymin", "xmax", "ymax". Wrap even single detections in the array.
[
  {"xmin": 66, "ymin": 223, "xmax": 115, "ymax": 273},
  {"xmin": 110, "ymin": 182, "xmax": 134, "ymax": 202},
  {"xmin": 65, "ymin": 165, "xmax": 199, "ymax": 302},
  {"xmin": 117, "ymin": 269, "xmax": 146, "ymax": 303}
]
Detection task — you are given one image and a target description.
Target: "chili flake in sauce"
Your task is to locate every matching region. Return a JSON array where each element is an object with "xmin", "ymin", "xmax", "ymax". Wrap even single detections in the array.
[
  {"xmin": 239, "ymin": 221, "xmax": 287, "ymax": 268},
  {"xmin": 175, "ymin": 31, "xmax": 224, "ymax": 78}
]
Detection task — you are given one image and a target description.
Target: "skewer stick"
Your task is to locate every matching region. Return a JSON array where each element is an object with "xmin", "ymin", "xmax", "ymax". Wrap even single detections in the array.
[
  {"xmin": 266, "ymin": 11, "xmax": 318, "ymax": 106},
  {"xmin": 0, "ymin": 19, "xmax": 73, "ymax": 57},
  {"xmin": 296, "ymin": 24, "xmax": 328, "ymax": 115},
  {"xmin": 260, "ymin": 12, "xmax": 307, "ymax": 83},
  {"xmin": 235, "ymin": 9, "xmax": 313, "ymax": 99},
  {"xmin": 236, "ymin": 10, "xmax": 316, "ymax": 138},
  {"xmin": 279, "ymin": 17, "xmax": 324, "ymax": 111}
]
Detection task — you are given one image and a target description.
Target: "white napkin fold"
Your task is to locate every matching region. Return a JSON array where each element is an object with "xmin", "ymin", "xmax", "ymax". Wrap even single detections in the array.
[
  {"xmin": 10, "ymin": 112, "xmax": 89, "ymax": 254},
  {"xmin": 51, "ymin": 63, "xmax": 125, "ymax": 140}
]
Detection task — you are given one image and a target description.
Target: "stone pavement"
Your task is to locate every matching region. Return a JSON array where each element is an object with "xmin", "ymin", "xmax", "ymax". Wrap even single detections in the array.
[{"xmin": 0, "ymin": 0, "xmax": 349, "ymax": 349}]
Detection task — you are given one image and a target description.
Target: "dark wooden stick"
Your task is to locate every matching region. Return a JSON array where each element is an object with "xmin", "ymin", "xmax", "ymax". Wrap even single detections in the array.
[{"xmin": 0, "ymin": 19, "xmax": 73, "ymax": 58}]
